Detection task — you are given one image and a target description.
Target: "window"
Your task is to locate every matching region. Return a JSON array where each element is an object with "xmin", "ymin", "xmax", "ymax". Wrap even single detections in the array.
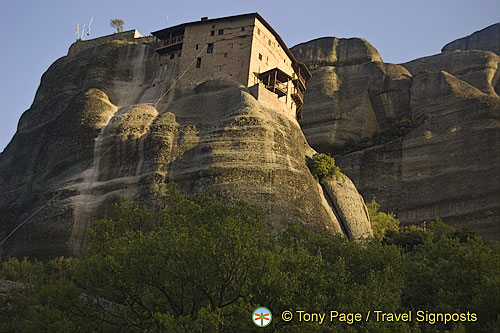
[
  {"xmin": 241, "ymin": 27, "xmax": 245, "ymax": 31},
  {"xmin": 170, "ymin": 52, "xmax": 175, "ymax": 59},
  {"xmin": 258, "ymin": 53, "xmax": 262, "ymax": 61},
  {"xmin": 207, "ymin": 43, "xmax": 214, "ymax": 53},
  {"xmin": 218, "ymin": 29, "xmax": 224, "ymax": 35},
  {"xmin": 210, "ymin": 30, "xmax": 215, "ymax": 36},
  {"xmin": 212, "ymin": 24, "xmax": 215, "ymax": 28},
  {"xmin": 257, "ymin": 28, "xmax": 260, "ymax": 35},
  {"xmin": 195, "ymin": 44, "xmax": 199, "ymax": 50},
  {"xmin": 224, "ymin": 53, "xmax": 228, "ymax": 58},
  {"xmin": 268, "ymin": 40, "xmax": 271, "ymax": 46},
  {"xmin": 196, "ymin": 57, "xmax": 201, "ymax": 68}
]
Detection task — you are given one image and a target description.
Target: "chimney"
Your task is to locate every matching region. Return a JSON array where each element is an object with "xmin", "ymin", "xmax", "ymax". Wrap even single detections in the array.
[{"xmin": 201, "ymin": 17, "xmax": 209, "ymax": 22}]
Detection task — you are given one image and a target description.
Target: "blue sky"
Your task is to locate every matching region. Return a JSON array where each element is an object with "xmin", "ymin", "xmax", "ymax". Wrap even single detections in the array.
[{"xmin": 1, "ymin": 0, "xmax": 499, "ymax": 152}]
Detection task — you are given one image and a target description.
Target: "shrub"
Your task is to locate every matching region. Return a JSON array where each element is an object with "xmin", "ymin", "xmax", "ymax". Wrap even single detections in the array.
[
  {"xmin": 310, "ymin": 153, "xmax": 341, "ymax": 183},
  {"xmin": 366, "ymin": 199, "xmax": 400, "ymax": 240}
]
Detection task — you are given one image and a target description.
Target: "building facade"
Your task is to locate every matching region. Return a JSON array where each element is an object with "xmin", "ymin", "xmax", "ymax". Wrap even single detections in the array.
[{"xmin": 152, "ymin": 13, "xmax": 311, "ymax": 119}]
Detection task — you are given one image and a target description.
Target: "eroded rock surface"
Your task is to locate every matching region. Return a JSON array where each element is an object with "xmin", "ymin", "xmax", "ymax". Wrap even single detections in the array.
[
  {"xmin": 0, "ymin": 39, "xmax": 372, "ymax": 260},
  {"xmin": 291, "ymin": 38, "xmax": 412, "ymax": 155},
  {"xmin": 324, "ymin": 174, "xmax": 373, "ymax": 240},
  {"xmin": 442, "ymin": 23, "xmax": 500, "ymax": 56},
  {"xmin": 293, "ymin": 27, "xmax": 500, "ymax": 240}
]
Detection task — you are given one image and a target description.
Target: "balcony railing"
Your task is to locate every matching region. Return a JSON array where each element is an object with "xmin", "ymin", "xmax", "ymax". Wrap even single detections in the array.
[{"xmin": 158, "ymin": 35, "xmax": 184, "ymax": 48}]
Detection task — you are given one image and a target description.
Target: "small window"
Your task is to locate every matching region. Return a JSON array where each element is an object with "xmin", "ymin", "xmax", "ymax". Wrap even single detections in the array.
[
  {"xmin": 195, "ymin": 44, "xmax": 199, "ymax": 50},
  {"xmin": 207, "ymin": 43, "xmax": 214, "ymax": 53},
  {"xmin": 219, "ymin": 65, "xmax": 222, "ymax": 71},
  {"xmin": 210, "ymin": 30, "xmax": 215, "ymax": 36},
  {"xmin": 268, "ymin": 40, "xmax": 271, "ymax": 46},
  {"xmin": 212, "ymin": 24, "xmax": 215, "ymax": 28},
  {"xmin": 218, "ymin": 29, "xmax": 224, "ymax": 35},
  {"xmin": 266, "ymin": 56, "xmax": 268, "ymax": 64},
  {"xmin": 224, "ymin": 53, "xmax": 228, "ymax": 58},
  {"xmin": 258, "ymin": 53, "xmax": 262, "ymax": 61},
  {"xmin": 196, "ymin": 57, "xmax": 201, "ymax": 68},
  {"xmin": 177, "ymin": 51, "xmax": 181, "ymax": 57},
  {"xmin": 241, "ymin": 27, "xmax": 245, "ymax": 31},
  {"xmin": 170, "ymin": 52, "xmax": 175, "ymax": 59},
  {"xmin": 257, "ymin": 28, "xmax": 260, "ymax": 35}
]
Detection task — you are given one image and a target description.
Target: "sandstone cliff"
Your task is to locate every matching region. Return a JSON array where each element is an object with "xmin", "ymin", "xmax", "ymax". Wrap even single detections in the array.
[
  {"xmin": 442, "ymin": 23, "xmax": 500, "ymax": 56},
  {"xmin": 0, "ymin": 38, "xmax": 372, "ymax": 260},
  {"xmin": 292, "ymin": 37, "xmax": 412, "ymax": 155},
  {"xmin": 291, "ymin": 26, "xmax": 500, "ymax": 240}
]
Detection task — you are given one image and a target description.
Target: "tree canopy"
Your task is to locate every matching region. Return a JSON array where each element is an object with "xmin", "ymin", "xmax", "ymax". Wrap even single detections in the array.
[
  {"xmin": 110, "ymin": 19, "xmax": 124, "ymax": 33},
  {"xmin": 1, "ymin": 184, "xmax": 499, "ymax": 332}
]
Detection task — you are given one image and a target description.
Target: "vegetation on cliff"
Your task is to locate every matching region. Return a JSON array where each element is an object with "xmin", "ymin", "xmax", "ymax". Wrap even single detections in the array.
[
  {"xmin": 341, "ymin": 117, "xmax": 416, "ymax": 155},
  {"xmin": 1, "ymin": 185, "xmax": 499, "ymax": 332},
  {"xmin": 311, "ymin": 153, "xmax": 341, "ymax": 183}
]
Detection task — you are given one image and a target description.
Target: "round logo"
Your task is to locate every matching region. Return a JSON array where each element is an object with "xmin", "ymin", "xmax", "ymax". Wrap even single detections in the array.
[{"xmin": 252, "ymin": 307, "xmax": 272, "ymax": 327}]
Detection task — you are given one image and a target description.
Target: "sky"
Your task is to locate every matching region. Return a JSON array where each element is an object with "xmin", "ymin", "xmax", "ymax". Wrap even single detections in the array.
[{"xmin": 1, "ymin": 0, "xmax": 499, "ymax": 152}]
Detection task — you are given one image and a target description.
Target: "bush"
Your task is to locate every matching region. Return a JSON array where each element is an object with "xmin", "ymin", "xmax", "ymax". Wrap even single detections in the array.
[
  {"xmin": 366, "ymin": 199, "xmax": 400, "ymax": 240},
  {"xmin": 310, "ymin": 153, "xmax": 341, "ymax": 183}
]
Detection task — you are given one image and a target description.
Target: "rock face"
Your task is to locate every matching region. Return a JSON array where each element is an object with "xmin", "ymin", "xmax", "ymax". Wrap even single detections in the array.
[
  {"xmin": 403, "ymin": 50, "xmax": 500, "ymax": 98},
  {"xmin": 442, "ymin": 23, "xmax": 500, "ymax": 56},
  {"xmin": 292, "ymin": 27, "xmax": 500, "ymax": 240},
  {"xmin": 323, "ymin": 174, "xmax": 373, "ymax": 240},
  {"xmin": 292, "ymin": 37, "xmax": 412, "ymax": 155},
  {"xmin": 0, "ymin": 38, "xmax": 372, "ymax": 260}
]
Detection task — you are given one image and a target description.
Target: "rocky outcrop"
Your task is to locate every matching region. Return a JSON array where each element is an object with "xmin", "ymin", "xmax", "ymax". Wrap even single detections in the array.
[
  {"xmin": 292, "ymin": 37, "xmax": 382, "ymax": 68},
  {"xmin": 293, "ymin": 27, "xmax": 500, "ymax": 240},
  {"xmin": 291, "ymin": 38, "xmax": 412, "ymax": 155},
  {"xmin": 0, "ymin": 39, "xmax": 372, "ymax": 260},
  {"xmin": 403, "ymin": 50, "xmax": 500, "ymax": 97},
  {"xmin": 442, "ymin": 23, "xmax": 500, "ymax": 56},
  {"xmin": 323, "ymin": 174, "xmax": 373, "ymax": 240}
]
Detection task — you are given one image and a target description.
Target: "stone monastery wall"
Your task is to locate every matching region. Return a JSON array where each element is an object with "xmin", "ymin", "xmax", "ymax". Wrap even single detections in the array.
[{"xmin": 175, "ymin": 16, "xmax": 255, "ymax": 89}]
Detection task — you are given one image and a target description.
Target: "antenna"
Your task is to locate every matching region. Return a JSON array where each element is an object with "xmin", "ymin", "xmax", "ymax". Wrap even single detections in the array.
[{"xmin": 87, "ymin": 16, "xmax": 94, "ymax": 37}]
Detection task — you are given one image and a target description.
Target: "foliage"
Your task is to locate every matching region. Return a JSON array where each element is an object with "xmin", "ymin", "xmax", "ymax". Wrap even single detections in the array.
[
  {"xmin": 367, "ymin": 199, "xmax": 400, "ymax": 240},
  {"xmin": 1, "ymin": 185, "xmax": 500, "ymax": 332},
  {"xmin": 110, "ymin": 19, "xmax": 124, "ymax": 33},
  {"xmin": 342, "ymin": 117, "xmax": 416, "ymax": 154},
  {"xmin": 310, "ymin": 153, "xmax": 341, "ymax": 183}
]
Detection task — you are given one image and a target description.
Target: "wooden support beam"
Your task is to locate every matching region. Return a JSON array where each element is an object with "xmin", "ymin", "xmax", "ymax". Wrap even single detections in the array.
[{"xmin": 274, "ymin": 70, "xmax": 277, "ymax": 93}]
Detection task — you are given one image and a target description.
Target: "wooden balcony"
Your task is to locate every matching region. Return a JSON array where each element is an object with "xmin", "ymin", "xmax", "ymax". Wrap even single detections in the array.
[
  {"xmin": 155, "ymin": 35, "xmax": 184, "ymax": 52},
  {"xmin": 258, "ymin": 68, "xmax": 292, "ymax": 98}
]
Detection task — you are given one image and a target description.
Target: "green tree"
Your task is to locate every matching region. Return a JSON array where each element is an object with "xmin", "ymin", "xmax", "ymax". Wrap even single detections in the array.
[
  {"xmin": 366, "ymin": 199, "xmax": 400, "ymax": 240},
  {"xmin": 2, "ymin": 185, "xmax": 500, "ymax": 332},
  {"xmin": 311, "ymin": 153, "xmax": 341, "ymax": 183},
  {"xmin": 110, "ymin": 19, "xmax": 124, "ymax": 33},
  {"xmin": 71, "ymin": 183, "xmax": 273, "ymax": 331}
]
